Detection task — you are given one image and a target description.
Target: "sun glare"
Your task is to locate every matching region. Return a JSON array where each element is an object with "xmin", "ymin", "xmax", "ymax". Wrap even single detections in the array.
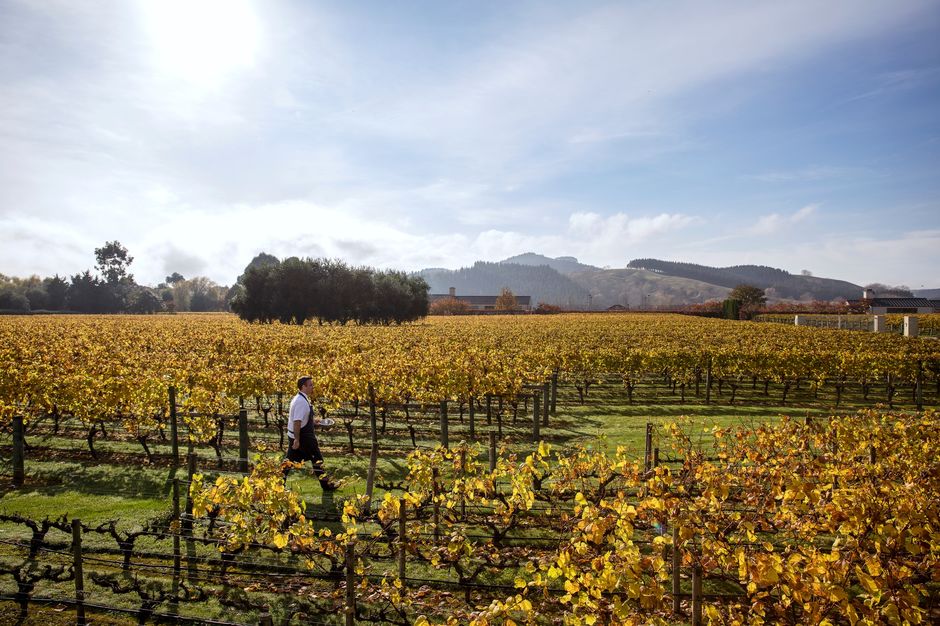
[{"xmin": 139, "ymin": 0, "xmax": 260, "ymax": 87}]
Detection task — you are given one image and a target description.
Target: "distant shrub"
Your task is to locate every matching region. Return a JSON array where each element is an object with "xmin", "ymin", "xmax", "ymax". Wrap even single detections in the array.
[{"xmin": 430, "ymin": 297, "xmax": 471, "ymax": 315}]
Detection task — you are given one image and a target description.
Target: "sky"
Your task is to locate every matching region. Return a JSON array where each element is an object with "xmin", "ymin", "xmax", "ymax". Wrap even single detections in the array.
[{"xmin": 1, "ymin": 0, "xmax": 939, "ymax": 289}]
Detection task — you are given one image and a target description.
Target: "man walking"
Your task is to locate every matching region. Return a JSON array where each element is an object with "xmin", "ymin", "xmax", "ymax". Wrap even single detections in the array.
[{"xmin": 286, "ymin": 376, "xmax": 337, "ymax": 490}]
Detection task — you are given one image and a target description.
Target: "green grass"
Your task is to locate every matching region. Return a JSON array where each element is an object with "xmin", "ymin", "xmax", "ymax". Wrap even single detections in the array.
[
  {"xmin": 1, "ymin": 377, "xmax": 935, "ymax": 624},
  {"xmin": 0, "ymin": 491, "xmax": 167, "ymax": 528}
]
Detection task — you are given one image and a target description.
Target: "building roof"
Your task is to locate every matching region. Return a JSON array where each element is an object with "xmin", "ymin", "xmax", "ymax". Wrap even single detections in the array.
[{"xmin": 867, "ymin": 297, "xmax": 933, "ymax": 307}]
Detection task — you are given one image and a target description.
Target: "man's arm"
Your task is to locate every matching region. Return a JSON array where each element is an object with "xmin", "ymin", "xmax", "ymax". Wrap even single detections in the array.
[
  {"xmin": 288, "ymin": 395, "xmax": 304, "ymax": 449},
  {"xmin": 292, "ymin": 420, "xmax": 301, "ymax": 449}
]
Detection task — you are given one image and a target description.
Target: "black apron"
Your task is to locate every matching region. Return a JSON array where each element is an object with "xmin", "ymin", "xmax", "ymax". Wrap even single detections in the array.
[{"xmin": 287, "ymin": 395, "xmax": 322, "ymax": 467}]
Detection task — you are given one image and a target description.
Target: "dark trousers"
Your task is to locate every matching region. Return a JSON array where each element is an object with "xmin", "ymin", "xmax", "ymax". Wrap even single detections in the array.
[{"xmin": 285, "ymin": 434, "xmax": 328, "ymax": 483}]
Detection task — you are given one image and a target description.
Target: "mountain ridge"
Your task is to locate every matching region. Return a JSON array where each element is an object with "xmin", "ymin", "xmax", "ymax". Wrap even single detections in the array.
[
  {"xmin": 626, "ymin": 258, "xmax": 863, "ymax": 301},
  {"xmin": 417, "ymin": 254, "xmax": 878, "ymax": 308}
]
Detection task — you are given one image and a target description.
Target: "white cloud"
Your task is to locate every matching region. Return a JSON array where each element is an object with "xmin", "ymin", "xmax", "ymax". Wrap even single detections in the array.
[
  {"xmin": 569, "ymin": 212, "xmax": 696, "ymax": 241},
  {"xmin": 750, "ymin": 204, "xmax": 818, "ymax": 235},
  {"xmin": 1, "ymin": 1, "xmax": 937, "ymax": 288}
]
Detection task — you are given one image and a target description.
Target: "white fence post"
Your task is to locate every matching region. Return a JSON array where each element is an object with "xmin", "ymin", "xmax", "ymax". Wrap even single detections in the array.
[
  {"xmin": 904, "ymin": 316, "xmax": 919, "ymax": 337},
  {"xmin": 873, "ymin": 315, "xmax": 885, "ymax": 333}
]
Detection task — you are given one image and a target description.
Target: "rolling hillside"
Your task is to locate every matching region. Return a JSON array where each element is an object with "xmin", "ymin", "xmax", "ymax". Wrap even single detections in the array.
[
  {"xmin": 418, "ymin": 254, "xmax": 874, "ymax": 309},
  {"xmin": 419, "ymin": 262, "xmax": 590, "ymax": 308},
  {"xmin": 627, "ymin": 259, "xmax": 862, "ymax": 301}
]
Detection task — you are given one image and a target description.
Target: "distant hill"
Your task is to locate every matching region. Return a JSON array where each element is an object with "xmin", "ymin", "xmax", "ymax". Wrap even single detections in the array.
[
  {"xmin": 627, "ymin": 259, "xmax": 862, "ymax": 301},
  {"xmin": 419, "ymin": 261, "xmax": 590, "ymax": 308},
  {"xmin": 913, "ymin": 288, "xmax": 940, "ymax": 299},
  {"xmin": 569, "ymin": 267, "xmax": 730, "ymax": 309},
  {"xmin": 419, "ymin": 255, "xmax": 872, "ymax": 310},
  {"xmin": 500, "ymin": 253, "xmax": 599, "ymax": 275},
  {"xmin": 419, "ymin": 260, "xmax": 730, "ymax": 309}
]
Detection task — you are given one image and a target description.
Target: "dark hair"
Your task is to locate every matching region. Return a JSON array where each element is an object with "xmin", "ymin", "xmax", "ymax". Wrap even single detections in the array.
[{"xmin": 297, "ymin": 376, "xmax": 313, "ymax": 390}]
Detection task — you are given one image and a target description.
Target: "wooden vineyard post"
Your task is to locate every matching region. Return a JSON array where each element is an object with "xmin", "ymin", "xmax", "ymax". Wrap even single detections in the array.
[
  {"xmin": 185, "ymin": 452, "xmax": 197, "ymax": 575},
  {"xmin": 238, "ymin": 408, "xmax": 249, "ymax": 473},
  {"xmin": 691, "ymin": 563, "xmax": 702, "ymax": 626},
  {"xmin": 398, "ymin": 499, "xmax": 407, "ymax": 580},
  {"xmin": 172, "ymin": 479, "xmax": 181, "ymax": 572},
  {"xmin": 705, "ymin": 357, "xmax": 712, "ymax": 404},
  {"xmin": 258, "ymin": 608, "xmax": 273, "ymax": 626},
  {"xmin": 432, "ymin": 468, "xmax": 441, "ymax": 542},
  {"xmin": 497, "ymin": 398, "xmax": 503, "ymax": 439},
  {"xmin": 550, "ymin": 370, "xmax": 558, "ymax": 415},
  {"xmin": 72, "ymin": 518, "xmax": 85, "ymax": 626},
  {"xmin": 468, "ymin": 395, "xmax": 476, "ymax": 439},
  {"xmin": 542, "ymin": 382, "xmax": 550, "ymax": 426},
  {"xmin": 485, "ymin": 394, "xmax": 492, "ymax": 425},
  {"xmin": 169, "ymin": 385, "xmax": 179, "ymax": 465},
  {"xmin": 12, "ymin": 414, "xmax": 25, "ymax": 487},
  {"xmin": 346, "ymin": 421, "xmax": 356, "ymax": 454},
  {"xmin": 345, "ymin": 543, "xmax": 357, "ymax": 626},
  {"xmin": 672, "ymin": 525, "xmax": 681, "ymax": 615},
  {"xmin": 368, "ymin": 383, "xmax": 378, "ymax": 445},
  {"xmin": 459, "ymin": 448, "xmax": 467, "ymax": 519},
  {"xmin": 644, "ymin": 422, "xmax": 653, "ymax": 473},
  {"xmin": 653, "ymin": 447, "xmax": 659, "ymax": 469},
  {"xmin": 366, "ymin": 441, "xmax": 378, "ymax": 502},
  {"xmin": 440, "ymin": 400, "xmax": 449, "ymax": 449},
  {"xmin": 532, "ymin": 392, "xmax": 540, "ymax": 443},
  {"xmin": 489, "ymin": 432, "xmax": 498, "ymax": 472}
]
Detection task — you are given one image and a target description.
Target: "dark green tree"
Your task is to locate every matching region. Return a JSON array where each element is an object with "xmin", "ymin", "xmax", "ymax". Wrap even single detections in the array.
[
  {"xmin": 95, "ymin": 241, "xmax": 134, "ymax": 284},
  {"xmin": 727, "ymin": 284, "xmax": 767, "ymax": 308},
  {"xmin": 237, "ymin": 252, "xmax": 280, "ymax": 284},
  {"xmin": 231, "ymin": 260, "xmax": 281, "ymax": 322},
  {"xmin": 128, "ymin": 288, "xmax": 163, "ymax": 314},
  {"xmin": 43, "ymin": 275, "xmax": 69, "ymax": 310},
  {"xmin": 231, "ymin": 256, "xmax": 428, "ymax": 325},
  {"xmin": 0, "ymin": 289, "xmax": 30, "ymax": 311},
  {"xmin": 67, "ymin": 271, "xmax": 107, "ymax": 312},
  {"xmin": 25, "ymin": 287, "xmax": 48, "ymax": 310}
]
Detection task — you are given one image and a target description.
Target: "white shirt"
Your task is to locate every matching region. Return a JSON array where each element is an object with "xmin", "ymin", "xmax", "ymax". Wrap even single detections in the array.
[{"xmin": 287, "ymin": 392, "xmax": 312, "ymax": 439}]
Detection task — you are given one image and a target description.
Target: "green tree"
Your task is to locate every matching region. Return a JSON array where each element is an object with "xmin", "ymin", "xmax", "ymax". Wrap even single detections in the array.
[
  {"xmin": 95, "ymin": 240, "xmax": 134, "ymax": 284},
  {"xmin": 128, "ymin": 288, "xmax": 163, "ymax": 314},
  {"xmin": 727, "ymin": 284, "xmax": 767, "ymax": 308},
  {"xmin": 43, "ymin": 275, "xmax": 69, "ymax": 310},
  {"xmin": 67, "ymin": 271, "xmax": 106, "ymax": 312},
  {"xmin": 0, "ymin": 289, "xmax": 29, "ymax": 311}
]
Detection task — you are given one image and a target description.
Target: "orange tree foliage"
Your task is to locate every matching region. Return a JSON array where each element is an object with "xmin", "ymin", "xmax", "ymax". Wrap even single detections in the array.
[{"xmin": 429, "ymin": 297, "xmax": 472, "ymax": 315}]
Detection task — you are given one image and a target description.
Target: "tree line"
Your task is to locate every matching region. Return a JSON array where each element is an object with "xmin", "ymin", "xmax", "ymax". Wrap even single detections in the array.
[
  {"xmin": 0, "ymin": 241, "xmax": 234, "ymax": 314},
  {"xmin": 230, "ymin": 255, "xmax": 429, "ymax": 325}
]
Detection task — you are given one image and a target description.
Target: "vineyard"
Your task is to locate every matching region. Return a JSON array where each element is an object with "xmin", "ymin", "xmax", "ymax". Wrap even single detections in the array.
[
  {"xmin": 755, "ymin": 314, "xmax": 940, "ymax": 336},
  {"xmin": 2, "ymin": 313, "xmax": 940, "ymax": 624}
]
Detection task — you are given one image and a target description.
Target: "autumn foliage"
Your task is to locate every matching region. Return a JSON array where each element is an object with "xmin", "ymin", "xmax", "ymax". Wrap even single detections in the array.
[{"xmin": 192, "ymin": 411, "xmax": 940, "ymax": 625}]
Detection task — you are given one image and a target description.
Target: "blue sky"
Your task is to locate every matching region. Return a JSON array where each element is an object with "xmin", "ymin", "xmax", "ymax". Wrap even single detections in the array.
[{"xmin": 1, "ymin": 0, "xmax": 938, "ymax": 288}]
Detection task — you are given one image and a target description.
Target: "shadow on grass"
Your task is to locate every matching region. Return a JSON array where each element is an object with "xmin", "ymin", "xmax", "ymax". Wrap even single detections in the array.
[{"xmin": 4, "ymin": 460, "xmax": 179, "ymax": 500}]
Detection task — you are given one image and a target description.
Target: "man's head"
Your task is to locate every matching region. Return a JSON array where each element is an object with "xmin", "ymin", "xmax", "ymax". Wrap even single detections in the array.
[{"xmin": 297, "ymin": 376, "xmax": 313, "ymax": 394}]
